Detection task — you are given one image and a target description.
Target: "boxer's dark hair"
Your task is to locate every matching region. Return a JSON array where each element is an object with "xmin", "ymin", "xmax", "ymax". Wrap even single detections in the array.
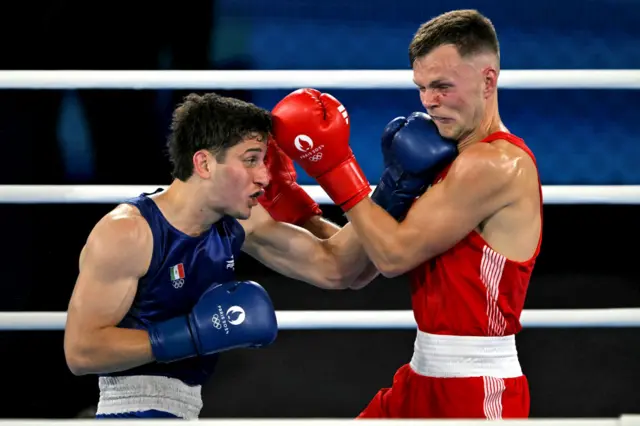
[
  {"xmin": 167, "ymin": 92, "xmax": 272, "ymax": 181},
  {"xmin": 409, "ymin": 9, "xmax": 499, "ymax": 65}
]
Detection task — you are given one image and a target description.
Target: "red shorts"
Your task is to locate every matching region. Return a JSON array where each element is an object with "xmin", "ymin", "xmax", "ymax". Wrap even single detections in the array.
[{"xmin": 357, "ymin": 364, "xmax": 530, "ymax": 419}]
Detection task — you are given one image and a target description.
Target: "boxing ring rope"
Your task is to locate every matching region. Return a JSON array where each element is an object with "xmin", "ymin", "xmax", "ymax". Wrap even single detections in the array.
[
  {"xmin": 2, "ymin": 309, "xmax": 640, "ymax": 331},
  {"xmin": 1, "ymin": 184, "xmax": 639, "ymax": 205},
  {"xmin": 0, "ymin": 69, "xmax": 638, "ymax": 89}
]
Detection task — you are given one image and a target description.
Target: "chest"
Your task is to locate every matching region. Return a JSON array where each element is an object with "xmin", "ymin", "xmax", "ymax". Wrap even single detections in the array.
[{"xmin": 140, "ymin": 233, "xmax": 238, "ymax": 314}]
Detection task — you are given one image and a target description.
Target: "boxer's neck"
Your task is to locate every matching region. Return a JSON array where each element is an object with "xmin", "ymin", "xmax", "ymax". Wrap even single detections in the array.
[
  {"xmin": 457, "ymin": 97, "xmax": 506, "ymax": 152},
  {"xmin": 154, "ymin": 180, "xmax": 222, "ymax": 237}
]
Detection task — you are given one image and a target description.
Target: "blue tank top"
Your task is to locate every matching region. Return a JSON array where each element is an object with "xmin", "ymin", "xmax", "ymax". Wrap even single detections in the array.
[{"xmin": 101, "ymin": 190, "xmax": 245, "ymax": 386}]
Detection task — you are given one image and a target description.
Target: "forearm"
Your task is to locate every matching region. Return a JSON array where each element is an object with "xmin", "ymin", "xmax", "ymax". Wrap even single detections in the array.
[
  {"xmin": 287, "ymin": 216, "xmax": 380, "ymax": 289},
  {"xmin": 347, "ymin": 260, "xmax": 380, "ymax": 290},
  {"xmin": 346, "ymin": 198, "xmax": 405, "ymax": 276},
  {"xmin": 65, "ymin": 326, "xmax": 154, "ymax": 375},
  {"xmin": 304, "ymin": 216, "xmax": 376, "ymax": 285},
  {"xmin": 321, "ymin": 223, "xmax": 378, "ymax": 288},
  {"xmin": 302, "ymin": 215, "xmax": 340, "ymax": 239},
  {"xmin": 303, "ymin": 215, "xmax": 378, "ymax": 287},
  {"xmin": 245, "ymin": 216, "xmax": 373, "ymax": 289}
]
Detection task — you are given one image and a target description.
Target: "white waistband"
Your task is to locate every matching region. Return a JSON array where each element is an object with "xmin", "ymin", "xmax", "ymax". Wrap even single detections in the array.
[
  {"xmin": 96, "ymin": 375, "xmax": 203, "ymax": 419},
  {"xmin": 409, "ymin": 330, "xmax": 523, "ymax": 379}
]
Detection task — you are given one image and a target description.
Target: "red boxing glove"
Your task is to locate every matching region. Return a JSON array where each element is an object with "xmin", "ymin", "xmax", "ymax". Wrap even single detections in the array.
[
  {"xmin": 257, "ymin": 138, "xmax": 322, "ymax": 226},
  {"xmin": 271, "ymin": 88, "xmax": 370, "ymax": 212}
]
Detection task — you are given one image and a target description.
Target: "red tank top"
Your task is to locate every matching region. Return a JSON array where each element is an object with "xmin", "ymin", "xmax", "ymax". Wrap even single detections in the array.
[{"xmin": 409, "ymin": 131, "xmax": 543, "ymax": 337}]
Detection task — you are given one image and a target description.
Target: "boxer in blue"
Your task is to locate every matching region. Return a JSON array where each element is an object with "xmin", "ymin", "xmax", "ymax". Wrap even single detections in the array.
[{"xmin": 63, "ymin": 91, "xmax": 456, "ymax": 419}]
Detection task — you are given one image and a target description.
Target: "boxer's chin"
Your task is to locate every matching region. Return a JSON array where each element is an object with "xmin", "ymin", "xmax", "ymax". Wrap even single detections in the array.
[
  {"xmin": 226, "ymin": 202, "xmax": 252, "ymax": 221},
  {"xmin": 232, "ymin": 208, "xmax": 251, "ymax": 221},
  {"xmin": 439, "ymin": 123, "xmax": 463, "ymax": 141},
  {"xmin": 434, "ymin": 127, "xmax": 451, "ymax": 139},
  {"xmin": 246, "ymin": 196, "xmax": 260, "ymax": 212}
]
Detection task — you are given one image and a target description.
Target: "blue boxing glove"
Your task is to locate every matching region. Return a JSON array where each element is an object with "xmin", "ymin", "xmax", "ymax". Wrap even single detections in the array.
[
  {"xmin": 148, "ymin": 281, "xmax": 278, "ymax": 363},
  {"xmin": 371, "ymin": 112, "xmax": 458, "ymax": 220}
]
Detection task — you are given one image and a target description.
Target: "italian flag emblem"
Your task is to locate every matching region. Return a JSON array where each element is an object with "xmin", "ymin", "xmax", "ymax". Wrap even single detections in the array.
[{"xmin": 170, "ymin": 263, "xmax": 185, "ymax": 281}]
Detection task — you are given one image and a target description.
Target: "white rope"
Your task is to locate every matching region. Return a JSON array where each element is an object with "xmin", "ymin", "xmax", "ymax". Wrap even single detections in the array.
[
  {"xmin": 0, "ymin": 185, "xmax": 639, "ymax": 205},
  {"xmin": 2, "ymin": 309, "xmax": 639, "ymax": 331},
  {"xmin": 0, "ymin": 70, "xmax": 638, "ymax": 89},
  {"xmin": 0, "ymin": 418, "xmax": 635, "ymax": 425}
]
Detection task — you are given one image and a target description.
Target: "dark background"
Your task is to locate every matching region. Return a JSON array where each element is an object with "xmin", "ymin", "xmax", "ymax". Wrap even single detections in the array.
[{"xmin": 0, "ymin": 0, "xmax": 638, "ymax": 420}]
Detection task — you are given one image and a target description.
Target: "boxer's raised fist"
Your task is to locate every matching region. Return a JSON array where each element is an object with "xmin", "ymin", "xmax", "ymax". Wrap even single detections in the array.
[
  {"xmin": 272, "ymin": 88, "xmax": 370, "ymax": 212},
  {"xmin": 257, "ymin": 138, "xmax": 322, "ymax": 226},
  {"xmin": 371, "ymin": 112, "xmax": 458, "ymax": 220}
]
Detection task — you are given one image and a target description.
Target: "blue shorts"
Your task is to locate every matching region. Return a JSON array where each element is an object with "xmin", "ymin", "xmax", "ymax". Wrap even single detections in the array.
[{"xmin": 96, "ymin": 409, "xmax": 179, "ymax": 419}]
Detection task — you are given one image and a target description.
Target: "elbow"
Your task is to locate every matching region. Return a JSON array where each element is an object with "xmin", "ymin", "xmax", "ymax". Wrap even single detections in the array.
[
  {"xmin": 312, "ymin": 249, "xmax": 353, "ymax": 290},
  {"xmin": 333, "ymin": 277, "xmax": 354, "ymax": 290},
  {"xmin": 326, "ymin": 261, "xmax": 370, "ymax": 290},
  {"xmin": 377, "ymin": 264, "xmax": 404, "ymax": 279},
  {"xmin": 64, "ymin": 333, "xmax": 98, "ymax": 376},
  {"xmin": 323, "ymin": 266, "xmax": 377, "ymax": 290},
  {"xmin": 67, "ymin": 362, "xmax": 90, "ymax": 377},
  {"xmin": 65, "ymin": 348, "xmax": 93, "ymax": 376},
  {"xmin": 374, "ymin": 248, "xmax": 409, "ymax": 279},
  {"xmin": 313, "ymin": 264, "xmax": 355, "ymax": 290},
  {"xmin": 316, "ymin": 274, "xmax": 351, "ymax": 290}
]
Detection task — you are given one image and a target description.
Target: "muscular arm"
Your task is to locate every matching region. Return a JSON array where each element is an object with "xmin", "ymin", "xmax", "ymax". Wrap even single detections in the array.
[
  {"xmin": 346, "ymin": 144, "xmax": 520, "ymax": 277},
  {"xmin": 301, "ymin": 215, "xmax": 340, "ymax": 239},
  {"xmin": 64, "ymin": 205, "xmax": 154, "ymax": 375},
  {"xmin": 301, "ymin": 215, "xmax": 381, "ymax": 288},
  {"xmin": 241, "ymin": 205, "xmax": 378, "ymax": 289}
]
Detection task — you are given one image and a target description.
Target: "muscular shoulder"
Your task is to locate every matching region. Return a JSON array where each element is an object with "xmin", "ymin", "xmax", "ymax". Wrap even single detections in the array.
[
  {"xmin": 88, "ymin": 204, "xmax": 151, "ymax": 249},
  {"xmin": 446, "ymin": 140, "xmax": 524, "ymax": 199},
  {"xmin": 82, "ymin": 204, "xmax": 152, "ymax": 278}
]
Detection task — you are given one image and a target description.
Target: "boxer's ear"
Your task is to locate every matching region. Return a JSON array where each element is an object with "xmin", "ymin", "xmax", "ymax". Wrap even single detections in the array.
[
  {"xmin": 193, "ymin": 149, "xmax": 215, "ymax": 178},
  {"xmin": 482, "ymin": 67, "xmax": 498, "ymax": 98}
]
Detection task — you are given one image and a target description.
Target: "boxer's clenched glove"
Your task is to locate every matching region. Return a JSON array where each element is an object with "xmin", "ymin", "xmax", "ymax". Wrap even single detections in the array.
[
  {"xmin": 272, "ymin": 88, "xmax": 370, "ymax": 213},
  {"xmin": 257, "ymin": 138, "xmax": 322, "ymax": 226},
  {"xmin": 148, "ymin": 281, "xmax": 277, "ymax": 362},
  {"xmin": 372, "ymin": 112, "xmax": 458, "ymax": 220}
]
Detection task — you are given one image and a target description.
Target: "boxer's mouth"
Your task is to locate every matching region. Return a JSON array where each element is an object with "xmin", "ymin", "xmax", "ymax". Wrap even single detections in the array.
[
  {"xmin": 432, "ymin": 116, "xmax": 453, "ymax": 124},
  {"xmin": 248, "ymin": 191, "xmax": 263, "ymax": 207}
]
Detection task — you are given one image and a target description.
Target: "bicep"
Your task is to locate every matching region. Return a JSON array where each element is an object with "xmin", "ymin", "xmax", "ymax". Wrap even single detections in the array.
[
  {"xmin": 400, "ymin": 183, "xmax": 478, "ymax": 258},
  {"xmin": 398, "ymin": 174, "xmax": 506, "ymax": 265},
  {"xmin": 67, "ymin": 218, "xmax": 151, "ymax": 333},
  {"xmin": 68, "ymin": 256, "xmax": 140, "ymax": 332}
]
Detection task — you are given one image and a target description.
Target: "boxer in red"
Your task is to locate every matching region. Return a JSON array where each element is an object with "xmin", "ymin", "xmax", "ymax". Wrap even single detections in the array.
[{"xmin": 271, "ymin": 9, "xmax": 540, "ymax": 419}]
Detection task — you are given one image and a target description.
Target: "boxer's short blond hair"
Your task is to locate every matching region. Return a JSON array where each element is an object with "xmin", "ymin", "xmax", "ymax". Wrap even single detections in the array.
[{"xmin": 409, "ymin": 9, "xmax": 500, "ymax": 65}]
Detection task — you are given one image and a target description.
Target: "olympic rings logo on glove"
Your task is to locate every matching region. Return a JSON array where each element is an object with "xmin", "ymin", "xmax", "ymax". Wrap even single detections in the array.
[
  {"xmin": 211, "ymin": 314, "xmax": 222, "ymax": 330},
  {"xmin": 309, "ymin": 153, "xmax": 323, "ymax": 162}
]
